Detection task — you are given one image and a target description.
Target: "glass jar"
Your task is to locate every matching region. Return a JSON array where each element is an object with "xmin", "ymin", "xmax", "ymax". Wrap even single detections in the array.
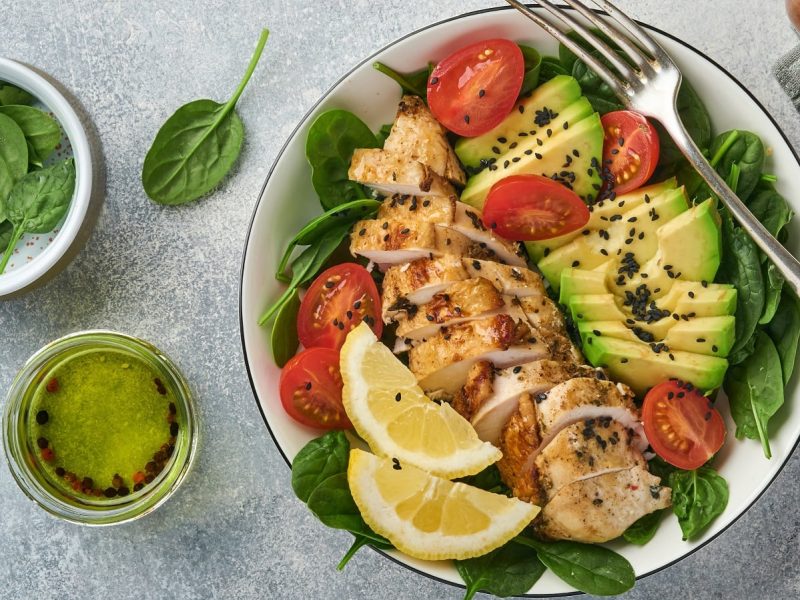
[{"xmin": 3, "ymin": 331, "xmax": 198, "ymax": 525}]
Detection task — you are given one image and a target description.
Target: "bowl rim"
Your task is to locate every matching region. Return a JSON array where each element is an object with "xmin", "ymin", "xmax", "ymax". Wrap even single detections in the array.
[
  {"xmin": 239, "ymin": 5, "xmax": 800, "ymax": 596},
  {"xmin": 0, "ymin": 57, "xmax": 93, "ymax": 297}
]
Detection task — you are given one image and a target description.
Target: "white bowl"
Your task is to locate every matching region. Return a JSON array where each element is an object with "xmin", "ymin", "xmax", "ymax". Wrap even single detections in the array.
[
  {"xmin": 241, "ymin": 6, "xmax": 800, "ymax": 596},
  {"xmin": 0, "ymin": 58, "xmax": 98, "ymax": 297}
]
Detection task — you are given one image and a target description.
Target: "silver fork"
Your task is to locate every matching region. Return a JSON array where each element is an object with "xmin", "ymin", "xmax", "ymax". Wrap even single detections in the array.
[{"xmin": 505, "ymin": 0, "xmax": 800, "ymax": 295}]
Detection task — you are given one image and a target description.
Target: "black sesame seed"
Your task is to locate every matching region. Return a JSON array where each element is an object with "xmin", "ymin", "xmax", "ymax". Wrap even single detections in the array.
[
  {"xmin": 395, "ymin": 392, "xmax": 401, "ymax": 402},
  {"xmin": 478, "ymin": 88, "xmax": 485, "ymax": 98},
  {"xmin": 464, "ymin": 114, "xmax": 470, "ymax": 124},
  {"xmin": 36, "ymin": 410, "xmax": 49, "ymax": 425},
  {"xmin": 430, "ymin": 77, "xmax": 439, "ymax": 85}
]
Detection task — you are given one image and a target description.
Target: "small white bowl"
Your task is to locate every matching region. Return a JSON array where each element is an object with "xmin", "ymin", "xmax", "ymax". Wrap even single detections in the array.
[{"xmin": 0, "ymin": 58, "xmax": 99, "ymax": 297}]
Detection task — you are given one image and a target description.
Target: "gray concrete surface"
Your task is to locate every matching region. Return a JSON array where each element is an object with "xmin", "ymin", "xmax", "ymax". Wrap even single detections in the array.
[{"xmin": 1, "ymin": 1, "xmax": 799, "ymax": 598}]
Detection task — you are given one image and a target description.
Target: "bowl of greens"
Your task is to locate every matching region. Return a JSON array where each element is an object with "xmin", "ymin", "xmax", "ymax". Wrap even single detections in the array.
[{"xmin": 0, "ymin": 58, "xmax": 96, "ymax": 297}]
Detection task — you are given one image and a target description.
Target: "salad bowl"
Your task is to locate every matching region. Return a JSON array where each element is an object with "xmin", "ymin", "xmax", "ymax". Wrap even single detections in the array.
[{"xmin": 240, "ymin": 5, "xmax": 800, "ymax": 596}]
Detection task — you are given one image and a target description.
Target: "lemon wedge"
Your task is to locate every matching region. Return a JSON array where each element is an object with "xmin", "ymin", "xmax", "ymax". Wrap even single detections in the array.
[
  {"xmin": 348, "ymin": 449, "xmax": 539, "ymax": 560},
  {"xmin": 340, "ymin": 322, "xmax": 501, "ymax": 479}
]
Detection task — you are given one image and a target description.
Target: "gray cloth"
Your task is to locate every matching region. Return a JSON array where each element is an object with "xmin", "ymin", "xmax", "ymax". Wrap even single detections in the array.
[{"xmin": 774, "ymin": 43, "xmax": 800, "ymax": 109}]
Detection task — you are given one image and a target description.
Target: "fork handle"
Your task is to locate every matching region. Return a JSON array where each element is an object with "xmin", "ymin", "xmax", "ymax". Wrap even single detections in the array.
[{"xmin": 658, "ymin": 111, "xmax": 800, "ymax": 297}]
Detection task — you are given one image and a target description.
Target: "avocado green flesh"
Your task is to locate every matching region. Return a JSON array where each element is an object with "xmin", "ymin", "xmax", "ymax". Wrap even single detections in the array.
[
  {"xmin": 581, "ymin": 334, "xmax": 728, "ymax": 395},
  {"xmin": 455, "ymin": 75, "xmax": 583, "ymax": 168},
  {"xmin": 29, "ymin": 349, "xmax": 175, "ymax": 497},
  {"xmin": 461, "ymin": 111, "xmax": 603, "ymax": 210}
]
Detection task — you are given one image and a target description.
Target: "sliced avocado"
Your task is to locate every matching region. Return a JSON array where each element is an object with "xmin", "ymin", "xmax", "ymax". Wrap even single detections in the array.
[
  {"xmin": 559, "ymin": 268, "xmax": 607, "ymax": 305},
  {"xmin": 461, "ymin": 112, "xmax": 603, "ymax": 209},
  {"xmin": 658, "ymin": 281, "xmax": 737, "ymax": 316},
  {"xmin": 527, "ymin": 178, "xmax": 678, "ymax": 262},
  {"xmin": 540, "ymin": 186, "xmax": 689, "ymax": 291},
  {"xmin": 580, "ymin": 333, "xmax": 728, "ymax": 395},
  {"xmin": 568, "ymin": 294, "xmax": 627, "ymax": 321},
  {"xmin": 455, "ymin": 75, "xmax": 583, "ymax": 169}
]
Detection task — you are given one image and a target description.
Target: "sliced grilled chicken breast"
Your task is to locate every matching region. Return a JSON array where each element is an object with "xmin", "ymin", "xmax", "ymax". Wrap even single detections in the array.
[
  {"xmin": 536, "ymin": 465, "xmax": 671, "ymax": 543},
  {"xmin": 463, "ymin": 260, "xmax": 547, "ymax": 298},
  {"xmin": 381, "ymin": 255, "xmax": 468, "ymax": 322},
  {"xmin": 348, "ymin": 148, "xmax": 457, "ymax": 197},
  {"xmin": 496, "ymin": 393, "xmax": 545, "ymax": 505},
  {"xmin": 377, "ymin": 194, "xmax": 455, "ymax": 225},
  {"xmin": 382, "ymin": 95, "xmax": 466, "ymax": 186},
  {"xmin": 447, "ymin": 202, "xmax": 526, "ymax": 267},
  {"xmin": 409, "ymin": 314, "xmax": 549, "ymax": 394},
  {"xmin": 535, "ymin": 421, "xmax": 646, "ymax": 500}
]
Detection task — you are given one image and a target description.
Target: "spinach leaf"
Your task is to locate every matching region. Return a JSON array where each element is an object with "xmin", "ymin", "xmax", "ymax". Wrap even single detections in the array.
[
  {"xmin": 275, "ymin": 198, "xmax": 379, "ymax": 280},
  {"xmin": 538, "ymin": 57, "xmax": 569, "ymax": 82},
  {"xmin": 0, "ymin": 158, "xmax": 75, "ymax": 274},
  {"xmin": 571, "ymin": 58, "xmax": 624, "ymax": 115},
  {"xmin": 746, "ymin": 184, "xmax": 793, "ymax": 246},
  {"xmin": 760, "ymin": 262, "xmax": 784, "ymax": 325},
  {"xmin": 337, "ymin": 534, "xmax": 392, "ymax": 570},
  {"xmin": 0, "ymin": 221, "xmax": 12, "ymax": 251},
  {"xmin": 0, "ymin": 112, "xmax": 29, "ymax": 210},
  {"xmin": 375, "ymin": 123, "xmax": 393, "ymax": 146},
  {"xmin": 372, "ymin": 62, "xmax": 433, "ymax": 99},
  {"xmin": 0, "ymin": 105, "xmax": 61, "ymax": 167},
  {"xmin": 456, "ymin": 541, "xmax": 545, "ymax": 600},
  {"xmin": 457, "ymin": 464, "xmax": 511, "ymax": 496},
  {"xmin": 519, "ymin": 45, "xmax": 542, "ymax": 96},
  {"xmin": 291, "ymin": 430, "xmax": 350, "ymax": 502},
  {"xmin": 765, "ymin": 291, "xmax": 800, "ymax": 384},
  {"xmin": 142, "ymin": 29, "xmax": 268, "ymax": 205},
  {"xmin": 716, "ymin": 211, "xmax": 764, "ymax": 364},
  {"xmin": 270, "ymin": 289, "xmax": 300, "ymax": 367},
  {"xmin": 306, "ymin": 110, "xmax": 380, "ymax": 210},
  {"xmin": 656, "ymin": 79, "xmax": 713, "ymax": 172},
  {"xmin": 725, "ymin": 330, "xmax": 784, "ymax": 458},
  {"xmin": 668, "ymin": 465, "xmax": 729, "ymax": 540},
  {"xmin": 707, "ymin": 130, "xmax": 765, "ymax": 202},
  {"xmin": 0, "ymin": 83, "xmax": 34, "ymax": 106},
  {"xmin": 623, "ymin": 509, "xmax": 665, "ymax": 546},
  {"xmin": 515, "ymin": 536, "xmax": 635, "ymax": 596}
]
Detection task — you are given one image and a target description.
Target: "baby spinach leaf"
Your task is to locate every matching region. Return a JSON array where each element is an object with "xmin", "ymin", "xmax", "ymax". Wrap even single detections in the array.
[
  {"xmin": 0, "ymin": 105, "xmax": 61, "ymax": 167},
  {"xmin": 0, "ymin": 83, "xmax": 34, "ymax": 106},
  {"xmin": 519, "ymin": 45, "xmax": 542, "ymax": 96},
  {"xmin": 337, "ymin": 534, "xmax": 392, "ymax": 570},
  {"xmin": 0, "ymin": 220, "xmax": 12, "ymax": 251},
  {"xmin": 571, "ymin": 58, "xmax": 624, "ymax": 115},
  {"xmin": 669, "ymin": 465, "xmax": 729, "ymax": 540},
  {"xmin": 725, "ymin": 330, "xmax": 784, "ymax": 458},
  {"xmin": 623, "ymin": 509, "xmax": 665, "ymax": 546},
  {"xmin": 306, "ymin": 110, "xmax": 380, "ymax": 210},
  {"xmin": 760, "ymin": 262, "xmax": 784, "ymax": 325},
  {"xmin": 0, "ymin": 112, "xmax": 29, "ymax": 208},
  {"xmin": 456, "ymin": 541, "xmax": 546, "ymax": 600},
  {"xmin": 270, "ymin": 289, "xmax": 300, "ymax": 368},
  {"xmin": 291, "ymin": 430, "xmax": 350, "ymax": 502},
  {"xmin": 765, "ymin": 291, "xmax": 800, "ymax": 384},
  {"xmin": 515, "ymin": 536, "xmax": 635, "ymax": 596},
  {"xmin": 656, "ymin": 80, "xmax": 713, "ymax": 173},
  {"xmin": 372, "ymin": 62, "xmax": 433, "ymax": 99},
  {"xmin": 457, "ymin": 465, "xmax": 511, "ymax": 496},
  {"xmin": 259, "ymin": 242, "xmax": 321, "ymax": 325},
  {"xmin": 746, "ymin": 184, "xmax": 793, "ymax": 247},
  {"xmin": 538, "ymin": 57, "xmax": 569, "ymax": 82},
  {"xmin": 142, "ymin": 29, "xmax": 268, "ymax": 205},
  {"xmin": 375, "ymin": 123, "xmax": 393, "ymax": 146},
  {"xmin": 708, "ymin": 130, "xmax": 765, "ymax": 202}
]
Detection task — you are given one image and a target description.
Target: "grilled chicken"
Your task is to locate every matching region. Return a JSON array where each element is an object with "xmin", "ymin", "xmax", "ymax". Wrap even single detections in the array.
[
  {"xmin": 381, "ymin": 255, "xmax": 468, "ymax": 322},
  {"xmin": 463, "ymin": 260, "xmax": 547, "ymax": 298},
  {"xmin": 450, "ymin": 202, "xmax": 527, "ymax": 267},
  {"xmin": 496, "ymin": 393, "xmax": 545, "ymax": 504},
  {"xmin": 382, "ymin": 95, "xmax": 466, "ymax": 186},
  {"xmin": 536, "ymin": 465, "xmax": 671, "ymax": 543},
  {"xmin": 378, "ymin": 193, "xmax": 456, "ymax": 224},
  {"xmin": 349, "ymin": 148, "xmax": 457, "ymax": 197}
]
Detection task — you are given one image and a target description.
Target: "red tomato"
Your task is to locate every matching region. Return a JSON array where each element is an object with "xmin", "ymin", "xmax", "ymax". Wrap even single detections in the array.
[
  {"xmin": 481, "ymin": 174, "xmax": 590, "ymax": 241},
  {"xmin": 600, "ymin": 110, "xmax": 660, "ymax": 195},
  {"xmin": 427, "ymin": 39, "xmax": 524, "ymax": 137},
  {"xmin": 297, "ymin": 263, "xmax": 382, "ymax": 350},
  {"xmin": 642, "ymin": 380, "xmax": 726, "ymax": 470},
  {"xmin": 279, "ymin": 347, "xmax": 351, "ymax": 430}
]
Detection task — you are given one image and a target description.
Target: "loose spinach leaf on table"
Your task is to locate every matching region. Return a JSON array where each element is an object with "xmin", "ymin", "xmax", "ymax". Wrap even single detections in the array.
[
  {"xmin": 515, "ymin": 536, "xmax": 635, "ymax": 596},
  {"xmin": 725, "ymin": 330, "xmax": 785, "ymax": 458},
  {"xmin": 0, "ymin": 112, "xmax": 30, "ymax": 210},
  {"xmin": 306, "ymin": 110, "xmax": 380, "ymax": 210},
  {"xmin": 0, "ymin": 82, "xmax": 34, "ymax": 106},
  {"xmin": 456, "ymin": 541, "xmax": 546, "ymax": 600},
  {"xmin": 372, "ymin": 61, "xmax": 433, "ymax": 99},
  {"xmin": 765, "ymin": 291, "xmax": 800, "ymax": 385},
  {"xmin": 760, "ymin": 262, "xmax": 784, "ymax": 325},
  {"xmin": 519, "ymin": 45, "xmax": 542, "ymax": 96},
  {"xmin": 669, "ymin": 465, "xmax": 729, "ymax": 540},
  {"xmin": 0, "ymin": 105, "xmax": 61, "ymax": 168},
  {"xmin": 142, "ymin": 29, "xmax": 268, "ymax": 205},
  {"xmin": 270, "ymin": 289, "xmax": 300, "ymax": 368},
  {"xmin": 0, "ymin": 158, "xmax": 75, "ymax": 274},
  {"xmin": 707, "ymin": 130, "xmax": 765, "ymax": 202},
  {"xmin": 623, "ymin": 509, "xmax": 665, "ymax": 546}
]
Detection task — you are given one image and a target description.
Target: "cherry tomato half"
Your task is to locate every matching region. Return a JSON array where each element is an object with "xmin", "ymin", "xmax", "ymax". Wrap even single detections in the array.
[
  {"xmin": 481, "ymin": 174, "xmax": 591, "ymax": 241},
  {"xmin": 642, "ymin": 380, "xmax": 726, "ymax": 470},
  {"xmin": 427, "ymin": 38, "xmax": 524, "ymax": 137},
  {"xmin": 297, "ymin": 263, "xmax": 382, "ymax": 350},
  {"xmin": 600, "ymin": 110, "xmax": 660, "ymax": 195},
  {"xmin": 279, "ymin": 347, "xmax": 351, "ymax": 430}
]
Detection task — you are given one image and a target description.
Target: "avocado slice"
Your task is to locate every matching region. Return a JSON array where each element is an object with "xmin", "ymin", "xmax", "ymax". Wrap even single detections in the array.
[
  {"xmin": 540, "ymin": 186, "xmax": 690, "ymax": 291},
  {"xmin": 559, "ymin": 268, "xmax": 607, "ymax": 305},
  {"xmin": 455, "ymin": 75, "xmax": 583, "ymax": 169},
  {"xmin": 580, "ymin": 333, "xmax": 728, "ymax": 395},
  {"xmin": 527, "ymin": 178, "xmax": 678, "ymax": 262},
  {"xmin": 460, "ymin": 111, "xmax": 603, "ymax": 209},
  {"xmin": 568, "ymin": 294, "xmax": 627, "ymax": 321}
]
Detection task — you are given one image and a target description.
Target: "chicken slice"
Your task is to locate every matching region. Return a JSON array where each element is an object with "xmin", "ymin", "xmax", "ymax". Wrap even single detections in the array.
[
  {"xmin": 447, "ymin": 202, "xmax": 526, "ymax": 267},
  {"xmin": 451, "ymin": 361, "xmax": 494, "ymax": 422},
  {"xmin": 535, "ymin": 421, "xmax": 646, "ymax": 501},
  {"xmin": 349, "ymin": 148, "xmax": 457, "ymax": 197},
  {"xmin": 382, "ymin": 95, "xmax": 466, "ymax": 186},
  {"xmin": 381, "ymin": 255, "xmax": 468, "ymax": 322},
  {"xmin": 496, "ymin": 393, "xmax": 545, "ymax": 505},
  {"xmin": 409, "ymin": 314, "xmax": 549, "ymax": 394},
  {"xmin": 463, "ymin": 259, "xmax": 547, "ymax": 298},
  {"xmin": 536, "ymin": 465, "xmax": 671, "ymax": 543},
  {"xmin": 517, "ymin": 295, "xmax": 567, "ymax": 335},
  {"xmin": 377, "ymin": 194, "xmax": 455, "ymax": 225}
]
